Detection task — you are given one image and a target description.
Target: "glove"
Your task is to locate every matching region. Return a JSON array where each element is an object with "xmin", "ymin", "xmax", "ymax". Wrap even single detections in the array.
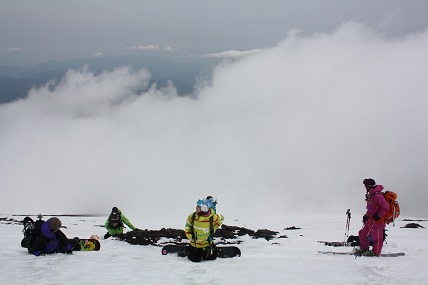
[
  {"xmin": 362, "ymin": 215, "xmax": 368, "ymax": 223},
  {"xmin": 373, "ymin": 214, "xmax": 380, "ymax": 221}
]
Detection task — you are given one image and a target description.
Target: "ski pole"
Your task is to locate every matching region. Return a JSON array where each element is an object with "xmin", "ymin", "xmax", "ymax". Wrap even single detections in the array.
[
  {"xmin": 392, "ymin": 206, "xmax": 396, "ymax": 227},
  {"xmin": 344, "ymin": 209, "xmax": 351, "ymax": 244}
]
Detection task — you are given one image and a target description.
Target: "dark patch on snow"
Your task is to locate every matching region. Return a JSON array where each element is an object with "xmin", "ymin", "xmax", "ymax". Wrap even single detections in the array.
[
  {"xmin": 3, "ymin": 216, "xmax": 289, "ymax": 247},
  {"xmin": 0, "ymin": 217, "xmax": 22, "ymax": 225},
  {"xmin": 401, "ymin": 223, "xmax": 426, "ymax": 229},
  {"xmin": 284, "ymin": 226, "xmax": 301, "ymax": 230},
  {"xmin": 118, "ymin": 224, "xmax": 287, "ymax": 246}
]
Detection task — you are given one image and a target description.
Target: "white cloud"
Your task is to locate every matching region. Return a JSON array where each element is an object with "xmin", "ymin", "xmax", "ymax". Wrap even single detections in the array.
[
  {"xmin": 126, "ymin": 45, "xmax": 161, "ymax": 51},
  {"xmin": 7, "ymin": 47, "xmax": 24, "ymax": 53},
  {"xmin": 125, "ymin": 44, "xmax": 177, "ymax": 52},
  {"xmin": 164, "ymin": 45, "xmax": 176, "ymax": 52},
  {"xmin": 92, "ymin": 52, "xmax": 103, "ymax": 56},
  {"xmin": 200, "ymin": 49, "xmax": 262, "ymax": 59},
  {"xmin": 1, "ymin": 22, "xmax": 428, "ymax": 218}
]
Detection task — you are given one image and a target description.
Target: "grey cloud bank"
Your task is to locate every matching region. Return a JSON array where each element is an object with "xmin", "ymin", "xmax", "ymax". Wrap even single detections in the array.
[
  {"xmin": 1, "ymin": 0, "xmax": 428, "ymax": 65},
  {"xmin": 1, "ymin": 23, "xmax": 427, "ymax": 219}
]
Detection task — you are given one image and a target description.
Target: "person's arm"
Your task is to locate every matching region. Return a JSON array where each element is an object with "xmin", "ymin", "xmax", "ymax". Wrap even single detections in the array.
[
  {"xmin": 184, "ymin": 213, "xmax": 194, "ymax": 241},
  {"xmin": 105, "ymin": 217, "xmax": 110, "ymax": 230},
  {"xmin": 28, "ymin": 236, "xmax": 48, "ymax": 256},
  {"xmin": 213, "ymin": 214, "xmax": 224, "ymax": 231},
  {"xmin": 121, "ymin": 214, "xmax": 136, "ymax": 230}
]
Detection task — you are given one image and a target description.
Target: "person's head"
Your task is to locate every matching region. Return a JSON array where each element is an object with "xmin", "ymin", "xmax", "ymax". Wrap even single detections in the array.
[
  {"xmin": 112, "ymin": 207, "xmax": 119, "ymax": 213},
  {"xmin": 47, "ymin": 217, "xmax": 62, "ymax": 233},
  {"xmin": 363, "ymin": 178, "xmax": 376, "ymax": 191},
  {"xmin": 196, "ymin": 199, "xmax": 209, "ymax": 215}
]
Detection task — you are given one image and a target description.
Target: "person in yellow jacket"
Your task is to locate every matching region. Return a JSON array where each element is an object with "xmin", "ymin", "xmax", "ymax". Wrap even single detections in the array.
[
  {"xmin": 185, "ymin": 199, "xmax": 224, "ymax": 262},
  {"xmin": 104, "ymin": 207, "xmax": 138, "ymax": 239}
]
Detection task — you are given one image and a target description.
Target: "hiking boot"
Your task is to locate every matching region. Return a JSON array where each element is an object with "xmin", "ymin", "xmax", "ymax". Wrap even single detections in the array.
[
  {"xmin": 361, "ymin": 250, "xmax": 376, "ymax": 257},
  {"xmin": 353, "ymin": 248, "xmax": 369, "ymax": 255}
]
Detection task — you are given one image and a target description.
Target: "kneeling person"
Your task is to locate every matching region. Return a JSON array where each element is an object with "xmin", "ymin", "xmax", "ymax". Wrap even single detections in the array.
[
  {"xmin": 104, "ymin": 207, "xmax": 137, "ymax": 239},
  {"xmin": 185, "ymin": 199, "xmax": 224, "ymax": 262}
]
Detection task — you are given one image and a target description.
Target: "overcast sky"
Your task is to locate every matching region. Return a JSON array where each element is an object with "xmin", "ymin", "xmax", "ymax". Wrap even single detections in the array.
[
  {"xmin": 1, "ymin": 0, "xmax": 428, "ymax": 65},
  {"xmin": 0, "ymin": 1, "xmax": 427, "ymax": 219},
  {"xmin": 1, "ymin": 21, "xmax": 428, "ymax": 218}
]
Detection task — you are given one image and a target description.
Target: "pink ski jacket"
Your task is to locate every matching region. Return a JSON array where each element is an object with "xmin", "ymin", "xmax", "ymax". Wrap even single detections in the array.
[{"xmin": 365, "ymin": 185, "xmax": 389, "ymax": 220}]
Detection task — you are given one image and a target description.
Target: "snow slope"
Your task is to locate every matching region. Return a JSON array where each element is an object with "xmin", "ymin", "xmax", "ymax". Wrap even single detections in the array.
[{"xmin": 0, "ymin": 214, "xmax": 427, "ymax": 285}]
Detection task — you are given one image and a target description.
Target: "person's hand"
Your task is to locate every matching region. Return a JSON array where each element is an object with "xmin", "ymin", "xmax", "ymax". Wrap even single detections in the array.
[
  {"xmin": 362, "ymin": 214, "xmax": 368, "ymax": 223},
  {"xmin": 373, "ymin": 214, "xmax": 380, "ymax": 221}
]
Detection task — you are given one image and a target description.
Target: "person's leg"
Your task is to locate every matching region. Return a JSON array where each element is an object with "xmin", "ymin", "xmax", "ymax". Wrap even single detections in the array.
[
  {"xmin": 371, "ymin": 223, "xmax": 385, "ymax": 256},
  {"xmin": 358, "ymin": 221, "xmax": 371, "ymax": 251},
  {"xmin": 202, "ymin": 246, "xmax": 218, "ymax": 261},
  {"xmin": 187, "ymin": 246, "xmax": 202, "ymax": 262}
]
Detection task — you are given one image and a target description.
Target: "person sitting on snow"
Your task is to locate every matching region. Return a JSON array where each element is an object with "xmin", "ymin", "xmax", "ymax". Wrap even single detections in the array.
[
  {"xmin": 184, "ymin": 198, "xmax": 224, "ymax": 262},
  {"xmin": 104, "ymin": 207, "xmax": 138, "ymax": 239},
  {"xmin": 27, "ymin": 217, "xmax": 78, "ymax": 256}
]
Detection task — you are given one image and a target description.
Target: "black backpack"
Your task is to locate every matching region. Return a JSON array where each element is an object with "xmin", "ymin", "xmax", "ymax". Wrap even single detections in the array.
[
  {"xmin": 109, "ymin": 211, "xmax": 123, "ymax": 229},
  {"xmin": 21, "ymin": 217, "xmax": 44, "ymax": 250}
]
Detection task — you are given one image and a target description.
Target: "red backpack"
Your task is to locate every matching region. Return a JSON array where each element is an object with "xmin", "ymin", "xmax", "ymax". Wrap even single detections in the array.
[{"xmin": 382, "ymin": 191, "xmax": 400, "ymax": 225}]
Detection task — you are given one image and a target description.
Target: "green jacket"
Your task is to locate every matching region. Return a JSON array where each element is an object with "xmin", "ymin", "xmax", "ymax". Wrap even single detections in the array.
[
  {"xmin": 185, "ymin": 209, "xmax": 224, "ymax": 248},
  {"xmin": 105, "ymin": 213, "xmax": 136, "ymax": 236}
]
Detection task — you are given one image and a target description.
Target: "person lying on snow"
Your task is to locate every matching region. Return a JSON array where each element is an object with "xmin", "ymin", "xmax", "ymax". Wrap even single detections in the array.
[{"xmin": 25, "ymin": 217, "xmax": 79, "ymax": 256}]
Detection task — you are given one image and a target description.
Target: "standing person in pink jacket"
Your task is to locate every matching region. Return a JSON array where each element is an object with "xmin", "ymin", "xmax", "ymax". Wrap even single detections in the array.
[{"xmin": 356, "ymin": 178, "xmax": 389, "ymax": 256}]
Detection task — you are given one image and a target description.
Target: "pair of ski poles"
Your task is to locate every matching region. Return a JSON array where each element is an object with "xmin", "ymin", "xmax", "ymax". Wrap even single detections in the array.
[{"xmin": 344, "ymin": 209, "xmax": 351, "ymax": 245}]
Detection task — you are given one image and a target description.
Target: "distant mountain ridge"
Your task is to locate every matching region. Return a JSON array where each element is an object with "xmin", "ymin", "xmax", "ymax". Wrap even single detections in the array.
[{"xmin": 0, "ymin": 55, "xmax": 216, "ymax": 103}]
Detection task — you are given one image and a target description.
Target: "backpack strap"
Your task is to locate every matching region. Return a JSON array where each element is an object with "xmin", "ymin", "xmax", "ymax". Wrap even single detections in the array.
[
  {"xmin": 190, "ymin": 212, "xmax": 196, "ymax": 243},
  {"xmin": 209, "ymin": 216, "xmax": 214, "ymax": 237},
  {"xmin": 370, "ymin": 191, "xmax": 383, "ymax": 209},
  {"xmin": 190, "ymin": 212, "xmax": 215, "ymax": 245}
]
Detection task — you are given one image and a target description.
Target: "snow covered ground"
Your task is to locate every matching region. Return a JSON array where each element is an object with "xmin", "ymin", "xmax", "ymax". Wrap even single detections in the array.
[{"xmin": 0, "ymin": 214, "xmax": 427, "ymax": 285}]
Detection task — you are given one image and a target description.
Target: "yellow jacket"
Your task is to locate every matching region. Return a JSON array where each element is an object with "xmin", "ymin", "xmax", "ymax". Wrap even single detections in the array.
[{"xmin": 185, "ymin": 209, "xmax": 224, "ymax": 248}]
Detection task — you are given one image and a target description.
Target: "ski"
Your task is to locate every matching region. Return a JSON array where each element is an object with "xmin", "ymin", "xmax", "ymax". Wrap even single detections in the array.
[
  {"xmin": 318, "ymin": 251, "xmax": 405, "ymax": 257},
  {"xmin": 317, "ymin": 241, "xmax": 351, "ymax": 247}
]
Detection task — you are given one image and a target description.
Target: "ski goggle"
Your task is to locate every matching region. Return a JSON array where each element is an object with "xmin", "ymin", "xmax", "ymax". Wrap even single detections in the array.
[{"xmin": 196, "ymin": 199, "xmax": 209, "ymax": 212}]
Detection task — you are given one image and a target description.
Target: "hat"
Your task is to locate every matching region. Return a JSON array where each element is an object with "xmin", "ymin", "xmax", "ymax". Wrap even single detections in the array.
[
  {"xmin": 47, "ymin": 217, "xmax": 62, "ymax": 231},
  {"xmin": 363, "ymin": 178, "xmax": 376, "ymax": 188}
]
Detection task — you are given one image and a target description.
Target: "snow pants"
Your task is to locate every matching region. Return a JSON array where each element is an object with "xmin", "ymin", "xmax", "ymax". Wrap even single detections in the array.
[
  {"xmin": 188, "ymin": 245, "xmax": 217, "ymax": 262},
  {"xmin": 359, "ymin": 219, "xmax": 385, "ymax": 256}
]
